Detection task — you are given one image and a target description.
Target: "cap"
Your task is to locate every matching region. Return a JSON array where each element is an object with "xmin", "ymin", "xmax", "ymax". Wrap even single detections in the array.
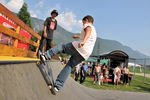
[{"xmin": 51, "ymin": 10, "xmax": 58, "ymax": 16}]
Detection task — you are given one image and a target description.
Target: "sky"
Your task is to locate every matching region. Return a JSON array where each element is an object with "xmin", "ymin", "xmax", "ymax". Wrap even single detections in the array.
[{"xmin": 0, "ymin": 0, "xmax": 150, "ymax": 57}]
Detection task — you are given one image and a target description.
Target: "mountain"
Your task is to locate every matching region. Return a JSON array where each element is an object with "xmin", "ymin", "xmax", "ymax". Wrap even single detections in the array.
[
  {"xmin": 92, "ymin": 38, "xmax": 149, "ymax": 58},
  {"xmin": 31, "ymin": 17, "xmax": 149, "ymax": 59}
]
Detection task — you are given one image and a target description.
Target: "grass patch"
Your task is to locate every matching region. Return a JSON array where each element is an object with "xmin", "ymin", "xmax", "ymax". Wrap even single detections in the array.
[
  {"xmin": 71, "ymin": 74, "xmax": 150, "ymax": 93},
  {"xmin": 133, "ymin": 75, "xmax": 150, "ymax": 83},
  {"xmin": 129, "ymin": 67, "xmax": 150, "ymax": 74}
]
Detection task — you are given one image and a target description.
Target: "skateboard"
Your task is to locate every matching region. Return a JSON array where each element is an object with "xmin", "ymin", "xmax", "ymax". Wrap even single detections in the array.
[{"xmin": 37, "ymin": 60, "xmax": 55, "ymax": 89}]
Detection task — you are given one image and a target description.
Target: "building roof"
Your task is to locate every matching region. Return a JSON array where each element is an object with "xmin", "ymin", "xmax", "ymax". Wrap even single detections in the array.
[{"xmin": 99, "ymin": 50, "xmax": 129, "ymax": 60}]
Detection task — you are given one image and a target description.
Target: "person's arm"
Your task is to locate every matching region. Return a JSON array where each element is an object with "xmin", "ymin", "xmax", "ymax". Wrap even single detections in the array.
[
  {"xmin": 54, "ymin": 20, "xmax": 57, "ymax": 31},
  {"xmin": 78, "ymin": 26, "xmax": 92, "ymax": 48},
  {"xmin": 43, "ymin": 25, "xmax": 47, "ymax": 37},
  {"xmin": 43, "ymin": 18, "xmax": 48, "ymax": 38},
  {"xmin": 127, "ymin": 68, "xmax": 129, "ymax": 74}
]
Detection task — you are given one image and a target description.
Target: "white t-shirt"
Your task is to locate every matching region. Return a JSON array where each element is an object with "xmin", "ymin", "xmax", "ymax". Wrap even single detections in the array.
[{"xmin": 72, "ymin": 24, "xmax": 97, "ymax": 60}]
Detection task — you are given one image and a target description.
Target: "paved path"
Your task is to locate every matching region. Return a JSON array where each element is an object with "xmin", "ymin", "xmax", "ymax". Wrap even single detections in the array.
[{"xmin": 0, "ymin": 62, "xmax": 150, "ymax": 100}]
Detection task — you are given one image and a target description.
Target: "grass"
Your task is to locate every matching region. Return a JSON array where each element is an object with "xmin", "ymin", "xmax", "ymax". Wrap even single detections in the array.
[
  {"xmin": 71, "ymin": 74, "xmax": 150, "ymax": 93},
  {"xmin": 133, "ymin": 75, "xmax": 150, "ymax": 83},
  {"xmin": 129, "ymin": 67, "xmax": 150, "ymax": 74}
]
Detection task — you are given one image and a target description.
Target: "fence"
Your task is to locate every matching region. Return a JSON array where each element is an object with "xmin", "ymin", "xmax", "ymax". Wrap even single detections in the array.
[
  {"xmin": 0, "ymin": 3, "xmax": 41, "ymax": 58},
  {"xmin": 129, "ymin": 58, "xmax": 150, "ymax": 84}
]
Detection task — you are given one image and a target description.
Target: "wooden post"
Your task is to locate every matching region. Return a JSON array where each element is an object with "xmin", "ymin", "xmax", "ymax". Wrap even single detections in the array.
[
  {"xmin": 14, "ymin": 26, "xmax": 20, "ymax": 48},
  {"xmin": 34, "ymin": 40, "xmax": 40, "ymax": 58}
]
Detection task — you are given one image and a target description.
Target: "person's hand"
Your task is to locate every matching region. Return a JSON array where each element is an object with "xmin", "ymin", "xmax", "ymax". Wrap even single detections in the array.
[
  {"xmin": 43, "ymin": 33, "xmax": 47, "ymax": 38},
  {"xmin": 72, "ymin": 35, "xmax": 80, "ymax": 39},
  {"xmin": 78, "ymin": 41, "xmax": 85, "ymax": 48}
]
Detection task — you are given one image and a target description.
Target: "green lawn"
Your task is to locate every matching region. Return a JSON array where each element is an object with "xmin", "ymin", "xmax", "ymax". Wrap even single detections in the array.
[
  {"xmin": 71, "ymin": 74, "xmax": 150, "ymax": 93},
  {"xmin": 129, "ymin": 67, "xmax": 150, "ymax": 74},
  {"xmin": 133, "ymin": 75, "xmax": 150, "ymax": 83}
]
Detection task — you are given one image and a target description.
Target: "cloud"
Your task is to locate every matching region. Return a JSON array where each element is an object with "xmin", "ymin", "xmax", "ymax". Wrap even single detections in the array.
[
  {"xmin": 29, "ymin": 10, "xmax": 38, "ymax": 18},
  {"xmin": 1, "ymin": 0, "xmax": 24, "ymax": 13},
  {"xmin": 35, "ymin": 0, "xmax": 44, "ymax": 8},
  {"xmin": 56, "ymin": 12, "xmax": 82, "ymax": 33},
  {"xmin": 0, "ymin": 0, "xmax": 5, "ymax": 4}
]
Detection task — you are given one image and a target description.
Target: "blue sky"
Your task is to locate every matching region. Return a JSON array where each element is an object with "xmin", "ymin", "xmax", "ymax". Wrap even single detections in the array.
[{"xmin": 1, "ymin": 0, "xmax": 150, "ymax": 57}]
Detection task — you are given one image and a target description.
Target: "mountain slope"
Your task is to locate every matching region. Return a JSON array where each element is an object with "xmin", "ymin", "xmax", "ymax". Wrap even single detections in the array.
[{"xmin": 92, "ymin": 38, "xmax": 148, "ymax": 58}]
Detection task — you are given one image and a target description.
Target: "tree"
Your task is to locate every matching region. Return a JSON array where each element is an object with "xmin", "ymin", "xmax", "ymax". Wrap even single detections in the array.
[{"xmin": 17, "ymin": 3, "xmax": 32, "ymax": 28}]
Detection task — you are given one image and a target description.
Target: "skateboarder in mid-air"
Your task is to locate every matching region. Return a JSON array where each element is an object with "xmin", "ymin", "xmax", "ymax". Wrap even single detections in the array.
[{"xmin": 40, "ymin": 15, "xmax": 97, "ymax": 95}]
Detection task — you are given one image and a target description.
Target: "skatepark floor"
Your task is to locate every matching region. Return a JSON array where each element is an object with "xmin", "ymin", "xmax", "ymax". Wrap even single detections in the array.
[{"xmin": 0, "ymin": 61, "xmax": 150, "ymax": 100}]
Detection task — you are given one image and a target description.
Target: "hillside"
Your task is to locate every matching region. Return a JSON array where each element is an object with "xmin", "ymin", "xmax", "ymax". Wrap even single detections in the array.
[{"xmin": 31, "ymin": 17, "xmax": 149, "ymax": 59}]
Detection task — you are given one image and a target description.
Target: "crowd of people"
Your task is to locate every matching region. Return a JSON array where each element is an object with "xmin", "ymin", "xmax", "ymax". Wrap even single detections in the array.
[{"xmin": 69, "ymin": 61, "xmax": 130, "ymax": 87}]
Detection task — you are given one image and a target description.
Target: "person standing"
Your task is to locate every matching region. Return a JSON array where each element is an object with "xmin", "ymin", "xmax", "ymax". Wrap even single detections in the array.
[
  {"xmin": 80, "ymin": 62, "xmax": 88, "ymax": 84},
  {"xmin": 40, "ymin": 15, "xmax": 97, "ymax": 95},
  {"xmin": 122, "ymin": 66, "xmax": 129, "ymax": 86},
  {"xmin": 38, "ymin": 10, "xmax": 58, "ymax": 53},
  {"xmin": 74, "ymin": 63, "xmax": 81, "ymax": 81},
  {"xmin": 93, "ymin": 63, "xmax": 101, "ymax": 85},
  {"xmin": 113, "ymin": 65, "xmax": 121, "ymax": 87}
]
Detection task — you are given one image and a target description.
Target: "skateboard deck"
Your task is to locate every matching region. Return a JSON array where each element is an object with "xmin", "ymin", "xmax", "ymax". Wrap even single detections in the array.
[{"xmin": 37, "ymin": 61, "xmax": 54, "ymax": 87}]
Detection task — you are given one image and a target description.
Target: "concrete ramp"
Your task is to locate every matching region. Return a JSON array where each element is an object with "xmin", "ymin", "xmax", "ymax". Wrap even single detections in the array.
[{"xmin": 0, "ymin": 61, "xmax": 150, "ymax": 100}]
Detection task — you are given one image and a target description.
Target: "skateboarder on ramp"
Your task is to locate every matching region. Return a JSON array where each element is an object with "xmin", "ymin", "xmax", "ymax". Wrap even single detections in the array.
[{"xmin": 40, "ymin": 15, "xmax": 97, "ymax": 95}]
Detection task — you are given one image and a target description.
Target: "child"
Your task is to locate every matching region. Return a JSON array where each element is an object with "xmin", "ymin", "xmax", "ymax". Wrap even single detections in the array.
[
  {"xmin": 114, "ymin": 65, "xmax": 121, "ymax": 88},
  {"xmin": 40, "ymin": 15, "xmax": 97, "ymax": 95},
  {"xmin": 93, "ymin": 64, "xmax": 101, "ymax": 85}
]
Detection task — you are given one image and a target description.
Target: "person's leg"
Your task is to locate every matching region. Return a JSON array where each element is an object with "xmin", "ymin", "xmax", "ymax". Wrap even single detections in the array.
[
  {"xmin": 76, "ymin": 73, "xmax": 79, "ymax": 81},
  {"xmin": 45, "ymin": 43, "xmax": 76, "ymax": 59},
  {"xmin": 123, "ymin": 74, "xmax": 125, "ymax": 85},
  {"xmin": 114, "ymin": 75, "xmax": 117, "ymax": 86},
  {"xmin": 94, "ymin": 73, "xmax": 96, "ymax": 82},
  {"xmin": 54, "ymin": 54, "xmax": 84, "ymax": 90},
  {"xmin": 125, "ymin": 74, "xmax": 128, "ymax": 85},
  {"xmin": 126, "ymin": 74, "xmax": 129, "ymax": 84},
  {"xmin": 46, "ymin": 39, "xmax": 52, "ymax": 50},
  {"xmin": 97, "ymin": 73, "xmax": 100, "ymax": 85},
  {"xmin": 39, "ymin": 37, "xmax": 46, "ymax": 52},
  {"xmin": 82, "ymin": 71, "xmax": 86, "ymax": 83},
  {"xmin": 80, "ymin": 72, "xmax": 83, "ymax": 84},
  {"xmin": 95, "ymin": 72, "xmax": 98, "ymax": 83},
  {"xmin": 74, "ymin": 72, "xmax": 78, "ymax": 81},
  {"xmin": 116, "ymin": 79, "xmax": 118, "ymax": 87}
]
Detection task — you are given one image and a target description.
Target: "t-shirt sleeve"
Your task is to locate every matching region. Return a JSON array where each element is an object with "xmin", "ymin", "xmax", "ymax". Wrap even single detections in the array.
[
  {"xmin": 83, "ymin": 24, "xmax": 90, "ymax": 29},
  {"xmin": 44, "ymin": 18, "xmax": 49, "ymax": 26}
]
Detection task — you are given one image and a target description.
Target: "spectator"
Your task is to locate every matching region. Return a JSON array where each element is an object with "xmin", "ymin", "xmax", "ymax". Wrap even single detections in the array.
[
  {"xmin": 89, "ymin": 62, "xmax": 93, "ymax": 76},
  {"xmin": 113, "ymin": 65, "xmax": 121, "ymax": 87},
  {"xmin": 74, "ymin": 63, "xmax": 81, "ymax": 81},
  {"xmin": 122, "ymin": 66, "xmax": 129, "ymax": 86},
  {"xmin": 80, "ymin": 63, "xmax": 88, "ymax": 84},
  {"xmin": 91, "ymin": 62, "xmax": 96, "ymax": 76},
  {"xmin": 93, "ymin": 63, "xmax": 102, "ymax": 85},
  {"xmin": 103, "ymin": 65, "xmax": 109, "ymax": 83}
]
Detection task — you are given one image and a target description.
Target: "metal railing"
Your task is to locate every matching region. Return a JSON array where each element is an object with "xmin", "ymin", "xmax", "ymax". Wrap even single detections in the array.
[{"xmin": 129, "ymin": 58, "xmax": 150, "ymax": 84}]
